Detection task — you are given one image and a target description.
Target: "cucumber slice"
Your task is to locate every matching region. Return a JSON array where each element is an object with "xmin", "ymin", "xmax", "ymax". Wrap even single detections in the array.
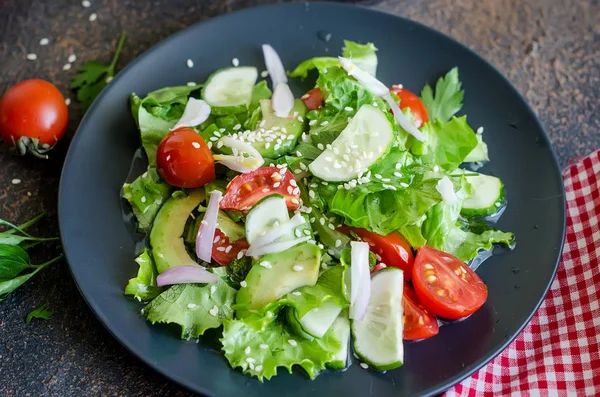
[
  {"xmin": 464, "ymin": 133, "xmax": 489, "ymax": 162},
  {"xmin": 244, "ymin": 194, "xmax": 291, "ymax": 245},
  {"xmin": 352, "ymin": 268, "xmax": 404, "ymax": 371},
  {"xmin": 461, "ymin": 172, "xmax": 505, "ymax": 216},
  {"xmin": 309, "ymin": 104, "xmax": 394, "ymax": 182},
  {"xmin": 202, "ymin": 67, "xmax": 258, "ymax": 114},
  {"xmin": 326, "ymin": 310, "xmax": 351, "ymax": 370},
  {"xmin": 285, "ymin": 307, "xmax": 315, "ymax": 341},
  {"xmin": 298, "ymin": 300, "xmax": 343, "ymax": 339}
]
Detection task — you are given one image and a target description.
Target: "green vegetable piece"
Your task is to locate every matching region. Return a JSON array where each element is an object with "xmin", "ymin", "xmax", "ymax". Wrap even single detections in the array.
[
  {"xmin": 420, "ymin": 67, "xmax": 464, "ymax": 123},
  {"xmin": 125, "ymin": 249, "xmax": 163, "ymax": 301},
  {"xmin": 122, "ymin": 167, "xmax": 172, "ymax": 232},
  {"xmin": 419, "ymin": 116, "xmax": 479, "ymax": 171},
  {"xmin": 143, "ymin": 268, "xmax": 236, "ymax": 339},
  {"xmin": 71, "ymin": 33, "xmax": 126, "ymax": 112},
  {"xmin": 26, "ymin": 305, "xmax": 54, "ymax": 322}
]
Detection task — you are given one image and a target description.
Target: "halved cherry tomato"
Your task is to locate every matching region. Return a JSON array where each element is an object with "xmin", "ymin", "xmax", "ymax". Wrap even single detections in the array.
[
  {"xmin": 412, "ymin": 246, "xmax": 487, "ymax": 320},
  {"xmin": 0, "ymin": 79, "xmax": 68, "ymax": 157},
  {"xmin": 339, "ymin": 227, "xmax": 414, "ymax": 280},
  {"xmin": 156, "ymin": 127, "xmax": 215, "ymax": 188},
  {"xmin": 211, "ymin": 229, "xmax": 249, "ymax": 266},
  {"xmin": 403, "ymin": 283, "xmax": 439, "ymax": 340},
  {"xmin": 389, "ymin": 86, "xmax": 429, "ymax": 128},
  {"xmin": 220, "ymin": 166, "xmax": 300, "ymax": 212},
  {"xmin": 300, "ymin": 88, "xmax": 323, "ymax": 111}
]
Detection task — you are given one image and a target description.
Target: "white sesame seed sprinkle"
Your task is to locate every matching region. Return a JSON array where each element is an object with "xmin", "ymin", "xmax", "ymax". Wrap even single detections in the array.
[
  {"xmin": 186, "ymin": 59, "xmax": 194, "ymax": 68},
  {"xmin": 191, "ymin": 141, "xmax": 201, "ymax": 149},
  {"xmin": 186, "ymin": 81, "xmax": 196, "ymax": 86},
  {"xmin": 62, "ymin": 63, "xmax": 72, "ymax": 71},
  {"xmin": 11, "ymin": 179, "xmax": 21, "ymax": 185},
  {"xmin": 187, "ymin": 303, "xmax": 197, "ymax": 309},
  {"xmin": 65, "ymin": 98, "xmax": 71, "ymax": 106},
  {"xmin": 260, "ymin": 261, "xmax": 272, "ymax": 268},
  {"xmin": 260, "ymin": 343, "xmax": 269, "ymax": 349},
  {"xmin": 344, "ymin": 106, "xmax": 353, "ymax": 112},
  {"xmin": 140, "ymin": 196, "xmax": 147, "ymax": 203},
  {"xmin": 26, "ymin": 53, "xmax": 37, "ymax": 60},
  {"xmin": 287, "ymin": 339, "xmax": 298, "ymax": 347},
  {"xmin": 320, "ymin": 121, "xmax": 329, "ymax": 126},
  {"xmin": 335, "ymin": 239, "xmax": 342, "ymax": 247},
  {"xmin": 240, "ymin": 281, "xmax": 248, "ymax": 288},
  {"xmin": 360, "ymin": 363, "xmax": 369, "ymax": 369},
  {"xmin": 233, "ymin": 124, "xmax": 241, "ymax": 130},
  {"xmin": 245, "ymin": 346, "xmax": 251, "ymax": 354},
  {"xmin": 39, "ymin": 38, "xmax": 49, "ymax": 45},
  {"xmin": 477, "ymin": 126, "xmax": 484, "ymax": 134},
  {"xmin": 210, "ymin": 285, "xmax": 217, "ymax": 294},
  {"xmin": 232, "ymin": 58, "xmax": 239, "ymax": 67},
  {"xmin": 255, "ymin": 365, "xmax": 263, "ymax": 372},
  {"xmin": 328, "ymin": 223, "xmax": 335, "ymax": 230},
  {"xmin": 433, "ymin": 165, "xmax": 440, "ymax": 172},
  {"xmin": 82, "ymin": 0, "xmax": 91, "ymax": 7},
  {"xmin": 68, "ymin": 54, "xmax": 77, "ymax": 63},
  {"xmin": 309, "ymin": 119, "xmax": 317, "ymax": 126},
  {"xmin": 89, "ymin": 12, "xmax": 97, "ymax": 21},
  {"xmin": 293, "ymin": 265, "xmax": 304, "ymax": 271},
  {"xmin": 208, "ymin": 306, "xmax": 219, "ymax": 317},
  {"xmin": 260, "ymin": 70, "xmax": 269, "ymax": 78},
  {"xmin": 400, "ymin": 182, "xmax": 410, "ymax": 188}
]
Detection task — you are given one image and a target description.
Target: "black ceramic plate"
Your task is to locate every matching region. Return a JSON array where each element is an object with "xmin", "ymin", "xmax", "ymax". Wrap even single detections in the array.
[{"xmin": 58, "ymin": 3, "xmax": 566, "ymax": 396}]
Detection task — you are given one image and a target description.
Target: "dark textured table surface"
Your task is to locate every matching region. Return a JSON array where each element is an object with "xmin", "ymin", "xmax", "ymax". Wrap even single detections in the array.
[{"xmin": 0, "ymin": 0, "xmax": 598, "ymax": 395}]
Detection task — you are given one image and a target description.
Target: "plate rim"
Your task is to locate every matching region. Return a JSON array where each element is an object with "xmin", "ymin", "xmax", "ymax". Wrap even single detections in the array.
[{"xmin": 58, "ymin": 2, "xmax": 567, "ymax": 396}]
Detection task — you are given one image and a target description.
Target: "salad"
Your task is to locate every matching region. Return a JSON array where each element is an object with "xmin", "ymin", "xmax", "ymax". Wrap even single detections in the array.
[{"xmin": 122, "ymin": 40, "xmax": 515, "ymax": 381}]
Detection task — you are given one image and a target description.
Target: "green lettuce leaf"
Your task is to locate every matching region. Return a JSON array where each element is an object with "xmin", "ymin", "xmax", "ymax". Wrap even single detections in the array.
[
  {"xmin": 288, "ymin": 40, "xmax": 378, "ymax": 79},
  {"xmin": 420, "ymin": 67, "xmax": 463, "ymax": 122},
  {"xmin": 143, "ymin": 268, "xmax": 236, "ymax": 339},
  {"xmin": 420, "ymin": 116, "xmax": 478, "ymax": 171},
  {"xmin": 122, "ymin": 167, "xmax": 172, "ymax": 232},
  {"xmin": 221, "ymin": 311, "xmax": 342, "ymax": 381},
  {"xmin": 125, "ymin": 249, "xmax": 163, "ymax": 301}
]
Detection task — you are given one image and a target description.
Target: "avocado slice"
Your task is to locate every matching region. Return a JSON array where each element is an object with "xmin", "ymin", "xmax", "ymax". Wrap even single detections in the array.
[
  {"xmin": 236, "ymin": 243, "xmax": 320, "ymax": 313},
  {"xmin": 150, "ymin": 189, "xmax": 204, "ymax": 273},
  {"xmin": 216, "ymin": 211, "xmax": 245, "ymax": 242},
  {"xmin": 253, "ymin": 98, "xmax": 307, "ymax": 158}
]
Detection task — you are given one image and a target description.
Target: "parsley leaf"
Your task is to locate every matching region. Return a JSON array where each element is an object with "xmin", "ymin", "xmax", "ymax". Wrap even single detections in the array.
[
  {"xmin": 71, "ymin": 32, "xmax": 127, "ymax": 112},
  {"xmin": 420, "ymin": 67, "xmax": 464, "ymax": 122},
  {"xmin": 26, "ymin": 305, "xmax": 54, "ymax": 322}
]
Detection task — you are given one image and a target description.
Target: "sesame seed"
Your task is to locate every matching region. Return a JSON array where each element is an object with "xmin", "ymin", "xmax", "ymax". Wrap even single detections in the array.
[
  {"xmin": 294, "ymin": 169, "xmax": 302, "ymax": 174},
  {"xmin": 328, "ymin": 223, "xmax": 335, "ymax": 230},
  {"xmin": 187, "ymin": 303, "xmax": 197, "ymax": 309},
  {"xmin": 186, "ymin": 81, "xmax": 196, "ymax": 86},
  {"xmin": 326, "ymin": 144, "xmax": 332, "ymax": 150},
  {"xmin": 39, "ymin": 38, "xmax": 49, "ymax": 45},
  {"xmin": 395, "ymin": 163, "xmax": 402, "ymax": 170},
  {"xmin": 372, "ymin": 102, "xmax": 378, "ymax": 107},
  {"xmin": 208, "ymin": 306, "xmax": 219, "ymax": 317},
  {"xmin": 209, "ymin": 137, "xmax": 218, "ymax": 142},
  {"xmin": 65, "ymin": 98, "xmax": 71, "ymax": 106},
  {"xmin": 62, "ymin": 63, "xmax": 72, "ymax": 71},
  {"xmin": 319, "ymin": 218, "xmax": 326, "ymax": 225},
  {"xmin": 400, "ymin": 182, "xmax": 410, "ymax": 188},
  {"xmin": 291, "ymin": 198, "xmax": 300, "ymax": 204},
  {"xmin": 265, "ymin": 142, "xmax": 271, "ymax": 149},
  {"xmin": 11, "ymin": 179, "xmax": 21, "ymax": 185},
  {"xmin": 382, "ymin": 184, "xmax": 397, "ymax": 190},
  {"xmin": 477, "ymin": 126, "xmax": 484, "ymax": 134},
  {"xmin": 210, "ymin": 285, "xmax": 217, "ymax": 294},
  {"xmin": 433, "ymin": 165, "xmax": 440, "ymax": 172},
  {"xmin": 297, "ymin": 116, "xmax": 303, "ymax": 122},
  {"xmin": 309, "ymin": 119, "xmax": 317, "ymax": 126},
  {"xmin": 26, "ymin": 53, "xmax": 37, "ymax": 60},
  {"xmin": 317, "ymin": 243, "xmax": 324, "ymax": 249},
  {"xmin": 255, "ymin": 365, "xmax": 263, "ymax": 372},
  {"xmin": 240, "ymin": 281, "xmax": 248, "ymax": 288},
  {"xmin": 191, "ymin": 141, "xmax": 201, "ymax": 149},
  {"xmin": 287, "ymin": 339, "xmax": 298, "ymax": 347},
  {"xmin": 260, "ymin": 261, "xmax": 272, "ymax": 268},
  {"xmin": 335, "ymin": 240, "xmax": 342, "ymax": 247},
  {"xmin": 310, "ymin": 217, "xmax": 316, "ymax": 223},
  {"xmin": 219, "ymin": 128, "xmax": 226, "ymax": 132},
  {"xmin": 320, "ymin": 121, "xmax": 329, "ymax": 126},
  {"xmin": 344, "ymin": 106, "xmax": 353, "ymax": 112},
  {"xmin": 248, "ymin": 362, "xmax": 255, "ymax": 370},
  {"xmin": 232, "ymin": 58, "xmax": 240, "ymax": 67},
  {"xmin": 82, "ymin": 0, "xmax": 91, "ymax": 7},
  {"xmin": 225, "ymin": 245, "xmax": 233, "ymax": 253},
  {"xmin": 293, "ymin": 265, "xmax": 304, "ymax": 271},
  {"xmin": 216, "ymin": 246, "xmax": 226, "ymax": 252},
  {"xmin": 244, "ymin": 346, "xmax": 252, "ymax": 355},
  {"xmin": 68, "ymin": 54, "xmax": 77, "ymax": 63},
  {"xmin": 321, "ymin": 181, "xmax": 328, "ymax": 186},
  {"xmin": 140, "ymin": 196, "xmax": 147, "ymax": 203},
  {"xmin": 273, "ymin": 182, "xmax": 281, "ymax": 188},
  {"xmin": 216, "ymin": 141, "xmax": 224, "ymax": 149},
  {"xmin": 394, "ymin": 172, "xmax": 402, "ymax": 177},
  {"xmin": 89, "ymin": 12, "xmax": 97, "ymax": 21},
  {"xmin": 360, "ymin": 363, "xmax": 369, "ymax": 369},
  {"xmin": 260, "ymin": 70, "xmax": 269, "ymax": 78},
  {"xmin": 233, "ymin": 124, "xmax": 241, "ymax": 130},
  {"xmin": 308, "ymin": 190, "xmax": 315, "ymax": 199},
  {"xmin": 105, "ymin": 76, "xmax": 113, "ymax": 84},
  {"xmin": 186, "ymin": 59, "xmax": 194, "ymax": 68}
]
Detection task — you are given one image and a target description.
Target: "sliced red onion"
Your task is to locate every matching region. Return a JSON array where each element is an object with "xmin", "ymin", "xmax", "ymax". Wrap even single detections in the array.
[
  {"xmin": 338, "ymin": 56, "xmax": 427, "ymax": 142},
  {"xmin": 383, "ymin": 93, "xmax": 427, "ymax": 142},
  {"xmin": 195, "ymin": 190, "xmax": 222, "ymax": 262},
  {"xmin": 349, "ymin": 241, "xmax": 371, "ymax": 321},
  {"xmin": 213, "ymin": 136, "xmax": 265, "ymax": 173},
  {"xmin": 262, "ymin": 44, "xmax": 287, "ymax": 85},
  {"xmin": 272, "ymin": 83, "xmax": 295, "ymax": 118},
  {"xmin": 338, "ymin": 57, "xmax": 388, "ymax": 96},
  {"xmin": 245, "ymin": 214, "xmax": 306, "ymax": 256},
  {"xmin": 156, "ymin": 265, "xmax": 219, "ymax": 287},
  {"xmin": 172, "ymin": 98, "xmax": 211, "ymax": 130},
  {"xmin": 246, "ymin": 236, "xmax": 311, "ymax": 257},
  {"xmin": 436, "ymin": 176, "xmax": 458, "ymax": 205}
]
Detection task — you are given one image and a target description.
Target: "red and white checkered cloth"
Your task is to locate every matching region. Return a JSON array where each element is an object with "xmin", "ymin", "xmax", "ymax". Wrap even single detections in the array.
[{"xmin": 447, "ymin": 150, "xmax": 600, "ymax": 396}]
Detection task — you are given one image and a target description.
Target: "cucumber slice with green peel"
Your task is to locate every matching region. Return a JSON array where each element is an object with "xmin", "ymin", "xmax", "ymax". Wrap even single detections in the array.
[
  {"xmin": 352, "ymin": 268, "xmax": 404, "ymax": 371},
  {"xmin": 327, "ymin": 310, "xmax": 351, "ymax": 370},
  {"xmin": 309, "ymin": 104, "xmax": 394, "ymax": 182},
  {"xmin": 285, "ymin": 307, "xmax": 315, "ymax": 341},
  {"xmin": 461, "ymin": 172, "xmax": 505, "ymax": 216},
  {"xmin": 244, "ymin": 194, "xmax": 291, "ymax": 245},
  {"xmin": 297, "ymin": 300, "xmax": 343, "ymax": 339},
  {"xmin": 202, "ymin": 67, "xmax": 258, "ymax": 113},
  {"xmin": 464, "ymin": 134, "xmax": 489, "ymax": 162}
]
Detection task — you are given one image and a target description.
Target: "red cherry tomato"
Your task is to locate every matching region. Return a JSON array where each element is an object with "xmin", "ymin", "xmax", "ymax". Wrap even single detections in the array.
[
  {"xmin": 300, "ymin": 88, "xmax": 323, "ymax": 111},
  {"xmin": 340, "ymin": 227, "xmax": 415, "ymax": 280},
  {"xmin": 219, "ymin": 166, "xmax": 300, "ymax": 212},
  {"xmin": 0, "ymin": 79, "xmax": 68, "ymax": 157},
  {"xmin": 412, "ymin": 246, "xmax": 487, "ymax": 320},
  {"xmin": 389, "ymin": 86, "xmax": 429, "ymax": 128},
  {"xmin": 211, "ymin": 229, "xmax": 249, "ymax": 266},
  {"xmin": 403, "ymin": 283, "xmax": 439, "ymax": 340},
  {"xmin": 156, "ymin": 127, "xmax": 215, "ymax": 188}
]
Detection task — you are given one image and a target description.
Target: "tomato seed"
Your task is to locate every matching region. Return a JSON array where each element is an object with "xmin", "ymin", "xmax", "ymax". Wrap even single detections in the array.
[
  {"xmin": 424, "ymin": 264, "xmax": 434, "ymax": 270},
  {"xmin": 436, "ymin": 289, "xmax": 446, "ymax": 297},
  {"xmin": 418, "ymin": 316, "xmax": 424, "ymax": 325},
  {"xmin": 426, "ymin": 275, "xmax": 437, "ymax": 283}
]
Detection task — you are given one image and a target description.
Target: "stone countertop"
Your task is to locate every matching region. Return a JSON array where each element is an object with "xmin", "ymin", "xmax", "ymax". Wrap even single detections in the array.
[{"xmin": 0, "ymin": 0, "xmax": 598, "ymax": 395}]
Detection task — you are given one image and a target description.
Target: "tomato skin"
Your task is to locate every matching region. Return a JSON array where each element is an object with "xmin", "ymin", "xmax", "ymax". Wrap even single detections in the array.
[
  {"xmin": 340, "ymin": 227, "xmax": 414, "ymax": 280},
  {"xmin": 412, "ymin": 246, "xmax": 487, "ymax": 320},
  {"xmin": 0, "ymin": 79, "xmax": 68, "ymax": 153},
  {"xmin": 300, "ymin": 88, "xmax": 323, "ymax": 111},
  {"xmin": 389, "ymin": 86, "xmax": 429, "ymax": 128},
  {"xmin": 403, "ymin": 283, "xmax": 439, "ymax": 340},
  {"xmin": 211, "ymin": 229, "xmax": 249, "ymax": 266},
  {"xmin": 156, "ymin": 127, "xmax": 215, "ymax": 188},
  {"xmin": 220, "ymin": 166, "xmax": 300, "ymax": 212}
]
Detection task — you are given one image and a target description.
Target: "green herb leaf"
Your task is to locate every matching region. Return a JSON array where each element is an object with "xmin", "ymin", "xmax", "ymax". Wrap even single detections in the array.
[
  {"xmin": 26, "ymin": 305, "xmax": 54, "ymax": 322},
  {"xmin": 0, "ymin": 255, "xmax": 62, "ymax": 300},
  {"xmin": 419, "ymin": 116, "xmax": 479, "ymax": 171},
  {"xmin": 0, "ymin": 244, "xmax": 32, "ymax": 280},
  {"xmin": 122, "ymin": 167, "xmax": 172, "ymax": 232},
  {"xmin": 420, "ymin": 67, "xmax": 464, "ymax": 123},
  {"xmin": 72, "ymin": 32, "xmax": 127, "ymax": 111}
]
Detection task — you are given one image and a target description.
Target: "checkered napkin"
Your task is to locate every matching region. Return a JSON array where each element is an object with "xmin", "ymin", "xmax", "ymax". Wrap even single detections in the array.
[{"xmin": 447, "ymin": 150, "xmax": 600, "ymax": 396}]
